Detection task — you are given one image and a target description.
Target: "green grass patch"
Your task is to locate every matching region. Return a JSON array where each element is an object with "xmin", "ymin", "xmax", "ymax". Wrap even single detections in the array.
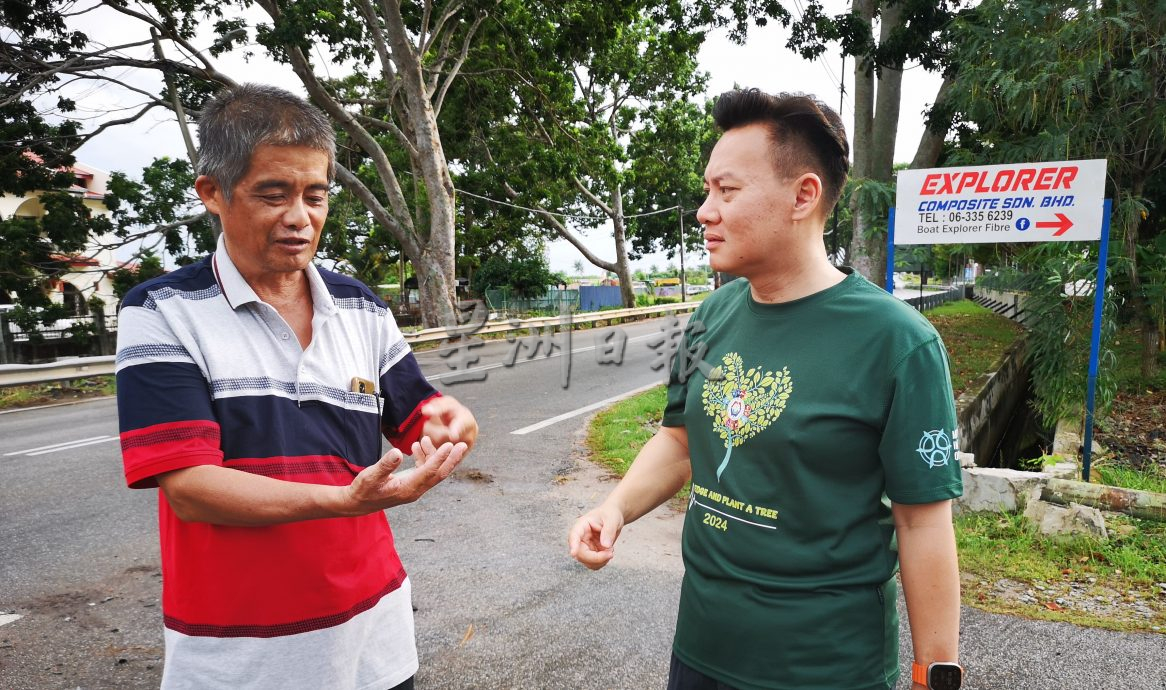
[
  {"xmin": 585, "ymin": 385, "xmax": 691, "ymax": 503},
  {"xmin": 956, "ymin": 510, "xmax": 1166, "ymax": 632},
  {"xmin": 1091, "ymin": 463, "xmax": 1166, "ymax": 494},
  {"xmin": 926, "ymin": 300, "xmax": 1025, "ymax": 397},
  {"xmin": 586, "ymin": 385, "xmax": 667, "ymax": 476},
  {"xmin": 0, "ymin": 376, "xmax": 116, "ymax": 410}
]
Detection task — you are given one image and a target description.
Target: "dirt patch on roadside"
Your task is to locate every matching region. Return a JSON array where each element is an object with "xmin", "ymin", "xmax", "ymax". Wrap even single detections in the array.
[{"xmin": 962, "ymin": 572, "xmax": 1166, "ymax": 634}]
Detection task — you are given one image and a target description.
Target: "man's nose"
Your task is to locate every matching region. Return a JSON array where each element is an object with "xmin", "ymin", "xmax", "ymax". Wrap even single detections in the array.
[
  {"xmin": 696, "ymin": 196, "xmax": 717, "ymax": 225},
  {"xmin": 283, "ymin": 197, "xmax": 311, "ymax": 229}
]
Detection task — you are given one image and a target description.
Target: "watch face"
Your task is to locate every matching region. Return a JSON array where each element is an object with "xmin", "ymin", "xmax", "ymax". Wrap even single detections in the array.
[{"xmin": 929, "ymin": 663, "xmax": 963, "ymax": 690}]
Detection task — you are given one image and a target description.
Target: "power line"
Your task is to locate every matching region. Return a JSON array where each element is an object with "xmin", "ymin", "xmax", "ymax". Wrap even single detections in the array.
[{"xmin": 455, "ymin": 188, "xmax": 681, "ymax": 222}]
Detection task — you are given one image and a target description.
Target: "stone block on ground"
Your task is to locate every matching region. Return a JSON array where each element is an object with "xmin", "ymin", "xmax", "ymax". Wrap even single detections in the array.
[
  {"xmin": 955, "ymin": 467, "xmax": 1047, "ymax": 513},
  {"xmin": 1022, "ymin": 490, "xmax": 1108, "ymax": 540}
]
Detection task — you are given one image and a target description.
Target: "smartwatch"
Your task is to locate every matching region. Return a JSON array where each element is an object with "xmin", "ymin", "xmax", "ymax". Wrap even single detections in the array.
[{"xmin": 912, "ymin": 661, "xmax": 963, "ymax": 690}]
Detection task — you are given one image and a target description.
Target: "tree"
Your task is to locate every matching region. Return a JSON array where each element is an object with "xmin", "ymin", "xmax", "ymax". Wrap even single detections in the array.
[
  {"xmin": 447, "ymin": 5, "xmax": 711, "ymax": 308},
  {"xmin": 943, "ymin": 0, "xmax": 1166, "ymax": 378},
  {"xmin": 110, "ymin": 250, "xmax": 167, "ymax": 300},
  {"xmin": 786, "ymin": 1, "xmax": 969, "ymax": 282},
  {"xmin": 1, "ymin": 0, "xmax": 504, "ymax": 327},
  {"xmin": 470, "ymin": 250, "xmax": 557, "ymax": 300}
]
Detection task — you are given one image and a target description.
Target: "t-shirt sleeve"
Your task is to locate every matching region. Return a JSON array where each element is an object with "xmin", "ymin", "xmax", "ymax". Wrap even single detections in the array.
[
  {"xmin": 661, "ymin": 315, "xmax": 699, "ymax": 428},
  {"xmin": 116, "ymin": 302, "xmax": 223, "ymax": 489},
  {"xmin": 879, "ymin": 336, "xmax": 963, "ymax": 504},
  {"xmin": 377, "ymin": 316, "xmax": 439, "ymax": 450}
]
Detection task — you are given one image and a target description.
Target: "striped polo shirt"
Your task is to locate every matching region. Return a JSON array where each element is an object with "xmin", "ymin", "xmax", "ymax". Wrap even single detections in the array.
[{"xmin": 116, "ymin": 237, "xmax": 438, "ymax": 690}]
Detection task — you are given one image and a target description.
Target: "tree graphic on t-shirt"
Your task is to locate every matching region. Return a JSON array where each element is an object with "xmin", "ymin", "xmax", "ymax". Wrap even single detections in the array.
[{"xmin": 701, "ymin": 352, "xmax": 792, "ymax": 481}]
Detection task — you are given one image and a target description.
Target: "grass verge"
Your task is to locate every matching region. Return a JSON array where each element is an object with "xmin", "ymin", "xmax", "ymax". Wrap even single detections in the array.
[
  {"xmin": 956, "ymin": 510, "xmax": 1166, "ymax": 633},
  {"xmin": 585, "ymin": 384, "xmax": 689, "ymax": 504},
  {"xmin": 925, "ymin": 300, "xmax": 1025, "ymax": 397},
  {"xmin": 0, "ymin": 376, "xmax": 115, "ymax": 410}
]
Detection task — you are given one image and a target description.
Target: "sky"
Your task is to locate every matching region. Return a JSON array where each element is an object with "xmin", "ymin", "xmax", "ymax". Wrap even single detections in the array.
[{"xmin": 65, "ymin": 3, "xmax": 944, "ymax": 274}]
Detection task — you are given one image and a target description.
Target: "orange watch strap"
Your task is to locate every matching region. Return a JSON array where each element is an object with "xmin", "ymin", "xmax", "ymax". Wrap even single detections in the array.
[{"xmin": 912, "ymin": 661, "xmax": 929, "ymax": 686}]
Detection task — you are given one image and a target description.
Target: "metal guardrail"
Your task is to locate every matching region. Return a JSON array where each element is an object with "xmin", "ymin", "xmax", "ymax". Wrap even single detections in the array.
[
  {"xmin": 0, "ymin": 302, "xmax": 700, "ymax": 388},
  {"xmin": 0, "ymin": 355, "xmax": 117, "ymax": 387},
  {"xmin": 902, "ymin": 286, "xmax": 965, "ymax": 312},
  {"xmin": 402, "ymin": 301, "xmax": 699, "ymax": 344}
]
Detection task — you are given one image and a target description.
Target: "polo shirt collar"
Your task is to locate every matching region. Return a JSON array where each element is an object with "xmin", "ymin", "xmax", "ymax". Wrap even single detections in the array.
[{"xmin": 211, "ymin": 234, "xmax": 339, "ymax": 317}]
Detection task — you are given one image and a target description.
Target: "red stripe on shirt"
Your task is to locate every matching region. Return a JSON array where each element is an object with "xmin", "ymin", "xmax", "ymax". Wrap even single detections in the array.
[
  {"xmin": 120, "ymin": 420, "xmax": 223, "ymax": 489},
  {"xmin": 163, "ymin": 572, "xmax": 405, "ymax": 638},
  {"xmin": 386, "ymin": 391, "xmax": 440, "ymax": 450},
  {"xmin": 157, "ymin": 470, "xmax": 405, "ymax": 633},
  {"xmin": 226, "ymin": 455, "xmax": 364, "ymax": 484}
]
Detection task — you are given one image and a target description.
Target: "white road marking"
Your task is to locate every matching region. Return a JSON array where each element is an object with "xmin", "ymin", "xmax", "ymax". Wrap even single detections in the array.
[
  {"xmin": 510, "ymin": 381, "xmax": 664, "ymax": 435},
  {"xmin": 25, "ymin": 436, "xmax": 118, "ymax": 457},
  {"xmin": 3, "ymin": 436, "xmax": 109, "ymax": 456},
  {"xmin": 690, "ymin": 497, "xmax": 778, "ymax": 530},
  {"xmin": 0, "ymin": 613, "xmax": 24, "ymax": 627}
]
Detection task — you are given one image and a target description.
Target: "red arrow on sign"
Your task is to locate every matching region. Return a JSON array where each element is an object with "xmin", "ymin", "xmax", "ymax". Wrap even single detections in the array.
[{"xmin": 1036, "ymin": 213, "xmax": 1073, "ymax": 236}]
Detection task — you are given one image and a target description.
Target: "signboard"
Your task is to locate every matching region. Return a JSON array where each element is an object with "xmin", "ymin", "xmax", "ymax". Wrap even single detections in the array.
[{"xmin": 894, "ymin": 159, "xmax": 1107, "ymax": 245}]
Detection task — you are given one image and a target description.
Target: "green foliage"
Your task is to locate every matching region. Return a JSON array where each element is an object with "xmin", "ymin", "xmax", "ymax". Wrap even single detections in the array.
[
  {"xmin": 1002, "ymin": 250, "xmax": 1121, "ymax": 427},
  {"xmin": 446, "ymin": 4, "xmax": 713, "ymax": 291},
  {"xmin": 1092, "ymin": 463, "xmax": 1166, "ymax": 494},
  {"xmin": 943, "ymin": 0, "xmax": 1166, "ymax": 376},
  {"xmin": 110, "ymin": 252, "xmax": 167, "ymax": 300},
  {"xmin": 956, "ymin": 509, "xmax": 1166, "ymax": 631},
  {"xmin": 1016, "ymin": 453, "xmax": 1065, "ymax": 472},
  {"xmin": 470, "ymin": 252, "xmax": 557, "ymax": 299}
]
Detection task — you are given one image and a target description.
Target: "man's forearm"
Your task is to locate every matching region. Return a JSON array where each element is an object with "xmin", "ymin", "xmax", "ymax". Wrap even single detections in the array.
[
  {"xmin": 894, "ymin": 501, "xmax": 961, "ymax": 678},
  {"xmin": 604, "ymin": 425, "xmax": 691, "ymax": 525},
  {"xmin": 157, "ymin": 464, "xmax": 350, "ymax": 526}
]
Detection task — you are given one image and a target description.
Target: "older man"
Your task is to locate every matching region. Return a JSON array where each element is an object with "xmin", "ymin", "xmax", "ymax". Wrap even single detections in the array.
[
  {"xmin": 116, "ymin": 83, "xmax": 476, "ymax": 690},
  {"xmin": 570, "ymin": 89, "xmax": 964, "ymax": 690}
]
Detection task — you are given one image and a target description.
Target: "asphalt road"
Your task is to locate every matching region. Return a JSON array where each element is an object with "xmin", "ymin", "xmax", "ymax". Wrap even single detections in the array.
[{"xmin": 2, "ymin": 313, "xmax": 1164, "ymax": 689}]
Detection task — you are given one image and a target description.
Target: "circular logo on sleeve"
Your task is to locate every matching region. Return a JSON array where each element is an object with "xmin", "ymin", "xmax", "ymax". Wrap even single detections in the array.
[{"xmin": 916, "ymin": 429, "xmax": 952, "ymax": 468}]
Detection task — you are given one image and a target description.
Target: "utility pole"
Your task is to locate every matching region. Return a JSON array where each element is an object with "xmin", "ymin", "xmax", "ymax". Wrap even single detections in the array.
[
  {"xmin": 828, "ymin": 54, "xmax": 846, "ymax": 264},
  {"xmin": 678, "ymin": 203, "xmax": 687, "ymax": 301}
]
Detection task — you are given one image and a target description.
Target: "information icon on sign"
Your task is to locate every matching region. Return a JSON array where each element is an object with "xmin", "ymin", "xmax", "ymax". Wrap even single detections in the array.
[{"xmin": 1016, "ymin": 217, "xmax": 1031, "ymax": 231}]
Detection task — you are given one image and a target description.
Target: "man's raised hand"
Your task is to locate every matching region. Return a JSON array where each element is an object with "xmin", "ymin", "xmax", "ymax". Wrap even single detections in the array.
[{"xmin": 339, "ymin": 436, "xmax": 467, "ymax": 515}]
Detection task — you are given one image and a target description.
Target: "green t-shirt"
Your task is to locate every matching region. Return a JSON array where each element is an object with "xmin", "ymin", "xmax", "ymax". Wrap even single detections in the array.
[{"xmin": 662, "ymin": 270, "xmax": 962, "ymax": 690}]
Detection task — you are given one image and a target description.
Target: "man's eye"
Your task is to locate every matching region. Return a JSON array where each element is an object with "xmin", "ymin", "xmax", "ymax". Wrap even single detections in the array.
[{"xmin": 307, "ymin": 196, "xmax": 327, "ymax": 205}]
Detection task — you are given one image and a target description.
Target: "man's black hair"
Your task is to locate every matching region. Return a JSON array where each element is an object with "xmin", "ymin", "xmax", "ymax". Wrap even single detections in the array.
[{"xmin": 712, "ymin": 88, "xmax": 850, "ymax": 212}]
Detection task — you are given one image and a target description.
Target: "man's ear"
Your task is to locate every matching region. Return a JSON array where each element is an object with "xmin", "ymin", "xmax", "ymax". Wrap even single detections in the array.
[
  {"xmin": 194, "ymin": 175, "xmax": 225, "ymax": 216},
  {"xmin": 790, "ymin": 173, "xmax": 824, "ymax": 222}
]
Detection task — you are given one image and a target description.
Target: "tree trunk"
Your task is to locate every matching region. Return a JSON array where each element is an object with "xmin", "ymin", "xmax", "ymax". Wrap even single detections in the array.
[
  {"xmin": 415, "ymin": 246, "xmax": 457, "ymax": 330},
  {"xmin": 859, "ymin": 1, "xmax": 906, "ymax": 286},
  {"xmin": 847, "ymin": 0, "xmax": 876, "ymax": 280},
  {"xmin": 611, "ymin": 183, "xmax": 635, "ymax": 308},
  {"xmin": 911, "ymin": 76, "xmax": 955, "ymax": 170}
]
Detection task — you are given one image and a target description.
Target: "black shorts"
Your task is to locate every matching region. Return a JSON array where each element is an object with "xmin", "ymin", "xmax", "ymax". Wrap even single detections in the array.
[{"xmin": 667, "ymin": 653, "xmax": 739, "ymax": 690}]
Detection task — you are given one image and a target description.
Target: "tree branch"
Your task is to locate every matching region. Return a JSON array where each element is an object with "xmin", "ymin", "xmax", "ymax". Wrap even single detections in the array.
[
  {"xmin": 433, "ymin": 12, "xmax": 486, "ymax": 116},
  {"xmin": 335, "ymin": 163, "xmax": 422, "ymax": 258},
  {"xmin": 252, "ymin": 0, "xmax": 418, "ymax": 239},
  {"xmin": 573, "ymin": 176, "xmax": 614, "ymax": 217}
]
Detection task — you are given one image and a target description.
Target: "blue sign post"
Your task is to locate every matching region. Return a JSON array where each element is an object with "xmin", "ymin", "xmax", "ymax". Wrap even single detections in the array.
[{"xmin": 1080, "ymin": 199, "xmax": 1113, "ymax": 482}]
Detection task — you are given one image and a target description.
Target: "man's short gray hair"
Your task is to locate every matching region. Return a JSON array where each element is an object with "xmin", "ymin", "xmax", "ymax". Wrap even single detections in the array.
[{"xmin": 197, "ymin": 83, "xmax": 336, "ymax": 200}]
